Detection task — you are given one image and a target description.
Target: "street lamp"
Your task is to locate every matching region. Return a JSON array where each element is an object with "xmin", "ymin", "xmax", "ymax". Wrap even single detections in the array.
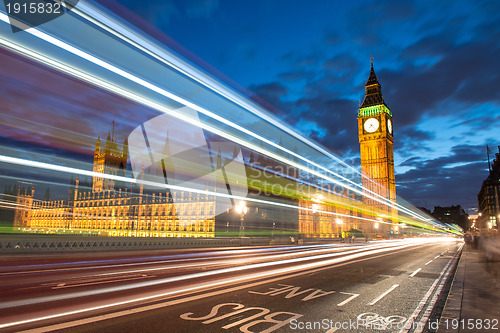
[
  {"xmin": 336, "ymin": 218, "xmax": 343, "ymax": 240},
  {"xmin": 235, "ymin": 201, "xmax": 248, "ymax": 237}
]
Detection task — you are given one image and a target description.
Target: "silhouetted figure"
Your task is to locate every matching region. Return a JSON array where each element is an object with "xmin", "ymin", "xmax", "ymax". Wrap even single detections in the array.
[
  {"xmin": 464, "ymin": 232, "xmax": 473, "ymax": 249},
  {"xmin": 473, "ymin": 232, "xmax": 480, "ymax": 249}
]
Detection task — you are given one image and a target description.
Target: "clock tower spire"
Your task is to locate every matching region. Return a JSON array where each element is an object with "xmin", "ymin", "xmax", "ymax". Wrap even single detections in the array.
[{"xmin": 358, "ymin": 60, "xmax": 397, "ymax": 231}]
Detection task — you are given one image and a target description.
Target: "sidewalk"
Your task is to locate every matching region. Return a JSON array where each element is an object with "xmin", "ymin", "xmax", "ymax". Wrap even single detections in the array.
[{"xmin": 438, "ymin": 247, "xmax": 500, "ymax": 332}]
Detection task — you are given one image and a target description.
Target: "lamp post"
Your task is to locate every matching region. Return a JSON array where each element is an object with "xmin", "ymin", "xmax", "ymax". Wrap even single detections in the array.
[
  {"xmin": 236, "ymin": 201, "xmax": 248, "ymax": 237},
  {"xmin": 375, "ymin": 217, "xmax": 383, "ymax": 236},
  {"xmin": 336, "ymin": 218, "xmax": 343, "ymax": 241}
]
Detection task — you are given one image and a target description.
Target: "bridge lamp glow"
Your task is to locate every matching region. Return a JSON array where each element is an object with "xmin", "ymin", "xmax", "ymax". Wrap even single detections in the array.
[
  {"xmin": 235, "ymin": 201, "xmax": 248, "ymax": 215},
  {"xmin": 394, "ymin": 226, "xmax": 399, "ymax": 231},
  {"xmin": 235, "ymin": 201, "xmax": 248, "ymax": 237},
  {"xmin": 374, "ymin": 222, "xmax": 379, "ymax": 229},
  {"xmin": 488, "ymin": 222, "xmax": 492, "ymax": 229},
  {"xmin": 336, "ymin": 218, "xmax": 343, "ymax": 225}
]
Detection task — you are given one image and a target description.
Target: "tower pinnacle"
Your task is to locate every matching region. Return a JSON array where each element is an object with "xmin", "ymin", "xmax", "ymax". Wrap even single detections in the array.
[{"xmin": 360, "ymin": 61, "xmax": 385, "ymax": 108}]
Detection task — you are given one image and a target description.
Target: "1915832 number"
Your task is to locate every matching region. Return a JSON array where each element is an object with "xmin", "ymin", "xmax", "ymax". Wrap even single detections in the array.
[
  {"xmin": 444, "ymin": 318, "xmax": 498, "ymax": 330},
  {"xmin": 6, "ymin": 2, "xmax": 62, "ymax": 14}
]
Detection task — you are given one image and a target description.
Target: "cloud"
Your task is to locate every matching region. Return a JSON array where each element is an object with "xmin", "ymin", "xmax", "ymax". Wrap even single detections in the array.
[
  {"xmin": 248, "ymin": 82, "xmax": 289, "ymax": 110},
  {"xmin": 396, "ymin": 144, "xmax": 488, "ymax": 208},
  {"xmin": 101, "ymin": 0, "xmax": 500, "ymax": 212},
  {"xmin": 323, "ymin": 31, "xmax": 342, "ymax": 45},
  {"xmin": 182, "ymin": 0, "xmax": 220, "ymax": 18},
  {"xmin": 278, "ymin": 70, "xmax": 315, "ymax": 82},
  {"xmin": 115, "ymin": 0, "xmax": 219, "ymax": 24},
  {"xmin": 0, "ymin": 48, "xmax": 158, "ymax": 156}
]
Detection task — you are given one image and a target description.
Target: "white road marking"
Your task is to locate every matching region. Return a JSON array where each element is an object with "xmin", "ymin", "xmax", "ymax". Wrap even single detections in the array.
[
  {"xmin": 325, "ymin": 327, "xmax": 338, "ymax": 333},
  {"xmin": 368, "ymin": 284, "xmax": 399, "ymax": 305},
  {"xmin": 412, "ymin": 246, "xmax": 463, "ymax": 333},
  {"xmin": 337, "ymin": 292, "xmax": 360, "ymax": 306},
  {"xmin": 358, "ymin": 312, "xmax": 406, "ymax": 330},
  {"xmin": 409, "ymin": 268, "xmax": 422, "ymax": 278},
  {"xmin": 434, "ymin": 255, "xmax": 440, "ymax": 259},
  {"xmin": 424, "ymin": 260, "xmax": 433, "ymax": 265},
  {"xmin": 9, "ymin": 248, "xmax": 418, "ymax": 332},
  {"xmin": 398, "ymin": 243, "xmax": 463, "ymax": 333}
]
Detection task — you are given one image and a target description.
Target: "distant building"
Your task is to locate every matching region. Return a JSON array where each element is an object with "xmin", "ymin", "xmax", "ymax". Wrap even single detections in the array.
[
  {"xmin": 431, "ymin": 205, "xmax": 468, "ymax": 231},
  {"xmin": 477, "ymin": 146, "xmax": 500, "ymax": 230},
  {"xmin": 7, "ymin": 124, "xmax": 365, "ymax": 238},
  {"xmin": 417, "ymin": 207, "xmax": 432, "ymax": 215},
  {"xmin": 0, "ymin": 183, "xmax": 33, "ymax": 229},
  {"xmin": 12, "ymin": 131, "xmax": 217, "ymax": 237},
  {"xmin": 8, "ymin": 126, "xmax": 306, "ymax": 238}
]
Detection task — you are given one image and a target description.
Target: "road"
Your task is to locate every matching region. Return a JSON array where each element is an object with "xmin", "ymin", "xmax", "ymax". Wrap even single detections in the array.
[{"xmin": 0, "ymin": 238, "xmax": 462, "ymax": 333}]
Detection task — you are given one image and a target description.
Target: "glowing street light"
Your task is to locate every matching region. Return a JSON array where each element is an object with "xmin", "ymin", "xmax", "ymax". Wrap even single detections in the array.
[
  {"xmin": 336, "ymin": 218, "xmax": 343, "ymax": 240},
  {"xmin": 235, "ymin": 201, "xmax": 248, "ymax": 237},
  {"xmin": 374, "ymin": 222, "xmax": 379, "ymax": 229}
]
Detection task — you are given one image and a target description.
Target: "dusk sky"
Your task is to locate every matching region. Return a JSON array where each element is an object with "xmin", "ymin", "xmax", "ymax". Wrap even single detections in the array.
[{"xmin": 111, "ymin": 0, "xmax": 500, "ymax": 213}]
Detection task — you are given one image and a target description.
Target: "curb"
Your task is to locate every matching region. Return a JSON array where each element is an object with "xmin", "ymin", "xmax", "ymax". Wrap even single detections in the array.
[{"xmin": 437, "ymin": 250, "xmax": 466, "ymax": 333}]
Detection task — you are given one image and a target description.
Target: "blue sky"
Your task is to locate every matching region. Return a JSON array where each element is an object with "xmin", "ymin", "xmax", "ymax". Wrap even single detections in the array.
[
  {"xmin": 0, "ymin": 0, "xmax": 497, "ymax": 213},
  {"xmin": 110, "ymin": 0, "xmax": 500, "ymax": 212}
]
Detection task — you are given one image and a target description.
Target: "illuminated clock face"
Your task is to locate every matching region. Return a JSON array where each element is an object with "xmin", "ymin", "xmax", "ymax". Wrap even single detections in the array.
[
  {"xmin": 387, "ymin": 119, "xmax": 392, "ymax": 134},
  {"xmin": 364, "ymin": 118, "xmax": 379, "ymax": 133}
]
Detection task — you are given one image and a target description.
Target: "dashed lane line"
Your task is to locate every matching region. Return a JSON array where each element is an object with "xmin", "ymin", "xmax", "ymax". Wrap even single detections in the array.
[
  {"xmin": 409, "ymin": 268, "xmax": 422, "ymax": 278},
  {"xmin": 368, "ymin": 284, "xmax": 399, "ymax": 305}
]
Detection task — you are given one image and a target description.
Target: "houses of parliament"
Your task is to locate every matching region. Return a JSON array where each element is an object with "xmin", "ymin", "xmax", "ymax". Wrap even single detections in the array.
[{"xmin": 3, "ymin": 62, "xmax": 396, "ymax": 238}]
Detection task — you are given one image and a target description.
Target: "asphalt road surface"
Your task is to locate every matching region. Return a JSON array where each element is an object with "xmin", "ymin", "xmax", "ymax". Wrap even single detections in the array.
[{"xmin": 0, "ymin": 238, "xmax": 462, "ymax": 333}]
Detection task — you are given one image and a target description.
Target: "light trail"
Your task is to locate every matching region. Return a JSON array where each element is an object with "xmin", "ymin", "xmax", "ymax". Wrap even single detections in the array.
[
  {"xmin": 0, "ymin": 244, "xmax": 348, "ymax": 276},
  {"xmin": 0, "ymin": 153, "xmax": 446, "ymax": 232},
  {"xmin": 66, "ymin": 0, "xmax": 363, "ymax": 176},
  {"xmin": 0, "ymin": 240, "xmax": 431, "ymax": 329},
  {"xmin": 0, "ymin": 10, "xmax": 441, "ymax": 227},
  {"xmin": 0, "ymin": 238, "xmax": 449, "ymax": 310}
]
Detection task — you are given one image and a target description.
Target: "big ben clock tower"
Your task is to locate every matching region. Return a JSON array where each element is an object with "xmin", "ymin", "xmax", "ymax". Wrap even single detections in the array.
[{"xmin": 358, "ymin": 60, "xmax": 396, "ymax": 219}]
